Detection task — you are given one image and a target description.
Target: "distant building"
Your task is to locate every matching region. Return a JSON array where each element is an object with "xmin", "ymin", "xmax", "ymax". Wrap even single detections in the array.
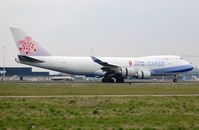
[
  {"xmin": 182, "ymin": 66, "xmax": 199, "ymax": 80},
  {"xmin": 0, "ymin": 67, "xmax": 50, "ymax": 81}
]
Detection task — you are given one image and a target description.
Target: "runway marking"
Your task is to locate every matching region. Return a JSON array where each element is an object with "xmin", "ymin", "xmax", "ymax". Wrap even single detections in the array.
[{"xmin": 1, "ymin": 94, "xmax": 199, "ymax": 98}]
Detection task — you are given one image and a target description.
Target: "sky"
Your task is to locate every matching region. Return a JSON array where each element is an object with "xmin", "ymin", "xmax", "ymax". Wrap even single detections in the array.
[{"xmin": 0, "ymin": 0, "xmax": 199, "ymax": 72}]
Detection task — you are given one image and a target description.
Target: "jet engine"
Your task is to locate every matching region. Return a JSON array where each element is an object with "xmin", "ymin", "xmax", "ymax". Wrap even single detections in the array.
[
  {"xmin": 117, "ymin": 68, "xmax": 151, "ymax": 79},
  {"xmin": 136, "ymin": 70, "xmax": 151, "ymax": 79}
]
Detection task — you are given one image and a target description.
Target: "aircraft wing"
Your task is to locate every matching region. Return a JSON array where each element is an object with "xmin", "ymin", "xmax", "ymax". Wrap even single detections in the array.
[{"xmin": 91, "ymin": 56, "xmax": 119, "ymax": 72}]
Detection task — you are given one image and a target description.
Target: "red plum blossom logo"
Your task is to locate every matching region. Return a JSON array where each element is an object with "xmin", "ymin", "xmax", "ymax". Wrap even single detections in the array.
[
  {"xmin": 17, "ymin": 36, "xmax": 37, "ymax": 55},
  {"xmin": 129, "ymin": 60, "xmax": 133, "ymax": 67}
]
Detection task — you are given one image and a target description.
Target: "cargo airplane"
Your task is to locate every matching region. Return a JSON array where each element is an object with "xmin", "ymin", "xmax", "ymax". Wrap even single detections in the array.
[{"xmin": 10, "ymin": 27, "xmax": 194, "ymax": 83}]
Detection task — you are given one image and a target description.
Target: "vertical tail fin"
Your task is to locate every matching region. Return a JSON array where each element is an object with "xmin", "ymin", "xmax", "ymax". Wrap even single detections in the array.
[{"xmin": 10, "ymin": 27, "xmax": 51, "ymax": 56}]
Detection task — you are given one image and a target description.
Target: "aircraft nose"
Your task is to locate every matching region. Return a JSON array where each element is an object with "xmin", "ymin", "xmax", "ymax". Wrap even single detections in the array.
[{"xmin": 188, "ymin": 63, "xmax": 194, "ymax": 71}]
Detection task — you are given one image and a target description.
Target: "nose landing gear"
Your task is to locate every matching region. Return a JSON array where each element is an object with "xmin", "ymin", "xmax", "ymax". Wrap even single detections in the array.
[{"xmin": 173, "ymin": 75, "xmax": 178, "ymax": 83}]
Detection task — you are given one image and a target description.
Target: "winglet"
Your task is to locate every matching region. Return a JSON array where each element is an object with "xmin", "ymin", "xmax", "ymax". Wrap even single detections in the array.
[
  {"xmin": 91, "ymin": 56, "xmax": 118, "ymax": 68},
  {"xmin": 91, "ymin": 56, "xmax": 102, "ymax": 63}
]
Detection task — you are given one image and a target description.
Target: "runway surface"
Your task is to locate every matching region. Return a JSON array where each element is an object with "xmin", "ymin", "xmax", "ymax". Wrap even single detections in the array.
[
  {"xmin": 1, "ymin": 80, "xmax": 199, "ymax": 84},
  {"xmin": 1, "ymin": 94, "xmax": 199, "ymax": 98}
]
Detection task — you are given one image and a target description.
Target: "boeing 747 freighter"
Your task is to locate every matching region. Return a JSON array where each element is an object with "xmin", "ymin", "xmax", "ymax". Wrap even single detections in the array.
[{"xmin": 10, "ymin": 27, "xmax": 193, "ymax": 83}]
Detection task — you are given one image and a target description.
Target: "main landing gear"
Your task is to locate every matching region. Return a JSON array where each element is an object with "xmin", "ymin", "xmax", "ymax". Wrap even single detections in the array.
[
  {"xmin": 101, "ymin": 78, "xmax": 114, "ymax": 83},
  {"xmin": 101, "ymin": 77, "xmax": 124, "ymax": 83},
  {"xmin": 116, "ymin": 78, "xmax": 124, "ymax": 83}
]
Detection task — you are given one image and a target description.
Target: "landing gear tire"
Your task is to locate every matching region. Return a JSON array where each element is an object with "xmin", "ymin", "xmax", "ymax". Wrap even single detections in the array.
[
  {"xmin": 173, "ymin": 79, "xmax": 177, "ymax": 83},
  {"xmin": 102, "ymin": 78, "xmax": 114, "ymax": 83},
  {"xmin": 109, "ymin": 78, "xmax": 114, "ymax": 83},
  {"xmin": 173, "ymin": 75, "xmax": 178, "ymax": 83},
  {"xmin": 116, "ymin": 78, "xmax": 124, "ymax": 83},
  {"xmin": 102, "ymin": 78, "xmax": 106, "ymax": 83}
]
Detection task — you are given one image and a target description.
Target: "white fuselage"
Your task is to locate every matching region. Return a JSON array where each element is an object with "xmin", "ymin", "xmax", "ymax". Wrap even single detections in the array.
[{"xmin": 16, "ymin": 55, "xmax": 193, "ymax": 77}]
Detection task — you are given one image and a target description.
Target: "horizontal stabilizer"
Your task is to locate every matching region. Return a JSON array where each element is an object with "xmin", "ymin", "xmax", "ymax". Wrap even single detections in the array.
[{"xmin": 18, "ymin": 55, "xmax": 44, "ymax": 63}]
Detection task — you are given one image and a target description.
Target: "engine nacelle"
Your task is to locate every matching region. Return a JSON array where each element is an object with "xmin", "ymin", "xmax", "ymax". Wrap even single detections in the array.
[
  {"xmin": 117, "ymin": 68, "xmax": 151, "ymax": 79},
  {"xmin": 118, "ymin": 68, "xmax": 137, "ymax": 78},
  {"xmin": 136, "ymin": 71, "xmax": 151, "ymax": 79}
]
